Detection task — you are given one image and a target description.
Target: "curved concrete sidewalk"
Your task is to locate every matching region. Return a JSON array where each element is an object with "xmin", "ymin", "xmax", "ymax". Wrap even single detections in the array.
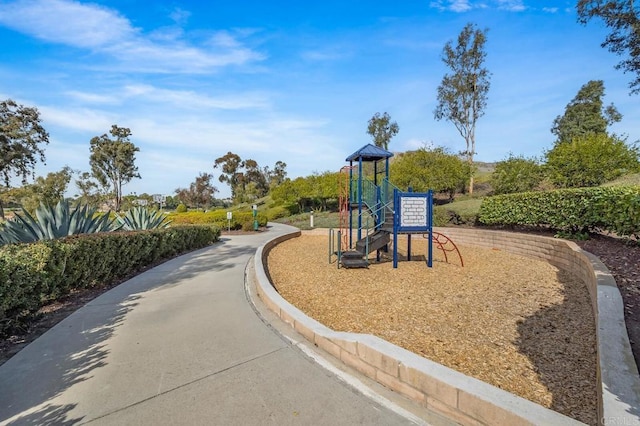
[{"xmin": 0, "ymin": 223, "xmax": 424, "ymax": 425}]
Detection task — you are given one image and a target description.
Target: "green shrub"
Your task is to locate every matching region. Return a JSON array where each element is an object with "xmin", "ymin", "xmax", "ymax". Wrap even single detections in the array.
[
  {"xmin": 478, "ymin": 186, "xmax": 640, "ymax": 238},
  {"xmin": 0, "ymin": 225, "xmax": 220, "ymax": 336},
  {"xmin": 265, "ymin": 205, "xmax": 289, "ymax": 221},
  {"xmin": 491, "ymin": 154, "xmax": 544, "ymax": 194},
  {"xmin": 176, "ymin": 203, "xmax": 187, "ymax": 213},
  {"xmin": 432, "ymin": 207, "xmax": 449, "ymax": 227},
  {"xmin": 167, "ymin": 210, "xmax": 267, "ymax": 230},
  {"xmin": 545, "ymin": 133, "xmax": 640, "ymax": 188}
]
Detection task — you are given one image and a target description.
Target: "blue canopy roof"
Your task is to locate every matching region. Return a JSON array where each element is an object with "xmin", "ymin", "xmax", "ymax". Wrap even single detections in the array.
[{"xmin": 345, "ymin": 144, "xmax": 394, "ymax": 162}]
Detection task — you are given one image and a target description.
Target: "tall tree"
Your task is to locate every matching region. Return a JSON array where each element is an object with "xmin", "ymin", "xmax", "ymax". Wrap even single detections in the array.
[
  {"xmin": 22, "ymin": 166, "xmax": 73, "ymax": 211},
  {"xmin": 434, "ymin": 23, "xmax": 491, "ymax": 195},
  {"xmin": 577, "ymin": 1, "xmax": 640, "ymax": 94},
  {"xmin": 0, "ymin": 99, "xmax": 49, "ymax": 217},
  {"xmin": 266, "ymin": 160, "xmax": 288, "ymax": 189},
  {"xmin": 214, "ymin": 153, "xmax": 282, "ymax": 202},
  {"xmin": 175, "ymin": 172, "xmax": 218, "ymax": 209},
  {"xmin": 75, "ymin": 171, "xmax": 103, "ymax": 207},
  {"xmin": 214, "ymin": 152, "xmax": 244, "ymax": 201},
  {"xmin": 551, "ymin": 80, "xmax": 621, "ymax": 144},
  {"xmin": 244, "ymin": 159, "xmax": 268, "ymax": 197},
  {"xmin": 89, "ymin": 125, "xmax": 140, "ymax": 211},
  {"xmin": 366, "ymin": 112, "xmax": 399, "ymax": 150}
]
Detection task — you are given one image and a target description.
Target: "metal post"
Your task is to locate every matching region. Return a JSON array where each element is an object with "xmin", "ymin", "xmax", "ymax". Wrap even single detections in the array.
[
  {"xmin": 393, "ymin": 189, "xmax": 399, "ymax": 269},
  {"xmin": 337, "ymin": 230, "xmax": 342, "ymax": 269},
  {"xmin": 252, "ymin": 204, "xmax": 258, "ymax": 231},
  {"xmin": 349, "ymin": 163, "xmax": 353, "ymax": 249},
  {"xmin": 428, "ymin": 190, "xmax": 433, "ymax": 268},
  {"xmin": 357, "ymin": 158, "xmax": 363, "ymax": 242}
]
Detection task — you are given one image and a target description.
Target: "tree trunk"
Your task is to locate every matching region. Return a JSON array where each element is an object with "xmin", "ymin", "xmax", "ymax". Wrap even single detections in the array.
[{"xmin": 468, "ymin": 175, "xmax": 474, "ymax": 196}]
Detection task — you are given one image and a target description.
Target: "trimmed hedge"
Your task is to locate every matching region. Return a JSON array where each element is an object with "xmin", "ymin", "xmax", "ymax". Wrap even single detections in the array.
[
  {"xmin": 478, "ymin": 186, "xmax": 640, "ymax": 238},
  {"xmin": 0, "ymin": 225, "xmax": 220, "ymax": 335},
  {"xmin": 167, "ymin": 210, "xmax": 267, "ymax": 230}
]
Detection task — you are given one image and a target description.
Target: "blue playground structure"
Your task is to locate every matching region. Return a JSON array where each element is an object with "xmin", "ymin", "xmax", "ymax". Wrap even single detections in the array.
[{"xmin": 329, "ymin": 143, "xmax": 463, "ymax": 269}]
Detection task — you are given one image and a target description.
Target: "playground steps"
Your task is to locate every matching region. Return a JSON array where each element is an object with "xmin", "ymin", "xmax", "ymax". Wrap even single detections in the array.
[
  {"xmin": 340, "ymin": 251, "xmax": 369, "ymax": 269},
  {"xmin": 355, "ymin": 229, "xmax": 391, "ymax": 254},
  {"xmin": 341, "ymin": 230, "xmax": 391, "ymax": 269},
  {"xmin": 381, "ymin": 210, "xmax": 394, "ymax": 232}
]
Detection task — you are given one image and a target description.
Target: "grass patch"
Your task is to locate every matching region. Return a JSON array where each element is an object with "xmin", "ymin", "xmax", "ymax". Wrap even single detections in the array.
[
  {"xmin": 434, "ymin": 197, "xmax": 483, "ymax": 225},
  {"xmin": 275, "ymin": 210, "xmax": 339, "ymax": 230},
  {"xmin": 602, "ymin": 173, "xmax": 640, "ymax": 187}
]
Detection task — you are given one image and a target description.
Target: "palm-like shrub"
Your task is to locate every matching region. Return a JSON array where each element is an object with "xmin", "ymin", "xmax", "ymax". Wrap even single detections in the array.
[
  {"xmin": 115, "ymin": 206, "xmax": 171, "ymax": 230},
  {"xmin": 0, "ymin": 201, "xmax": 116, "ymax": 245}
]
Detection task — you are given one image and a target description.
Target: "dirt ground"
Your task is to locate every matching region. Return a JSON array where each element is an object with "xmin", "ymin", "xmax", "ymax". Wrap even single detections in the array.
[{"xmin": 267, "ymin": 233, "xmax": 598, "ymax": 425}]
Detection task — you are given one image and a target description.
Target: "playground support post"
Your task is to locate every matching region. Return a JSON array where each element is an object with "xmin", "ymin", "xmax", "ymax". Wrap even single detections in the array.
[
  {"xmin": 428, "ymin": 190, "xmax": 433, "ymax": 267},
  {"xmin": 357, "ymin": 159, "xmax": 363, "ymax": 242}
]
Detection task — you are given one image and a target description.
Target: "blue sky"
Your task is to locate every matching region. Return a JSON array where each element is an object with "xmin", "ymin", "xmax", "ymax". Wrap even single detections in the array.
[{"xmin": 0, "ymin": 0, "xmax": 637, "ymax": 199}]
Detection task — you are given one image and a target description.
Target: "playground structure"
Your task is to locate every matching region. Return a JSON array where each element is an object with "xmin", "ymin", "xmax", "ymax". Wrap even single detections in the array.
[{"xmin": 330, "ymin": 143, "xmax": 463, "ymax": 269}]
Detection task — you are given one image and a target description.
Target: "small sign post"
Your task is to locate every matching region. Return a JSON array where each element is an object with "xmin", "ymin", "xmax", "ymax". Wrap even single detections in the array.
[
  {"xmin": 226, "ymin": 211, "xmax": 232, "ymax": 232},
  {"xmin": 152, "ymin": 194, "xmax": 166, "ymax": 210},
  {"xmin": 252, "ymin": 205, "xmax": 258, "ymax": 231}
]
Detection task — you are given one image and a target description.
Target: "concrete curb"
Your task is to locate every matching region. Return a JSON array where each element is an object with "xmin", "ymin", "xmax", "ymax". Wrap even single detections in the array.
[{"xmin": 252, "ymin": 226, "xmax": 638, "ymax": 425}]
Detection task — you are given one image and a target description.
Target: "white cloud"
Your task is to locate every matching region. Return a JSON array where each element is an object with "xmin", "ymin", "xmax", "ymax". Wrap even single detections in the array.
[
  {"xmin": 0, "ymin": 0, "xmax": 135, "ymax": 48},
  {"xmin": 542, "ymin": 7, "xmax": 559, "ymax": 13},
  {"xmin": 301, "ymin": 50, "xmax": 346, "ymax": 62},
  {"xmin": 429, "ymin": 0, "xmax": 527, "ymax": 12},
  {"xmin": 64, "ymin": 91, "xmax": 120, "ymax": 105},
  {"xmin": 38, "ymin": 105, "xmax": 115, "ymax": 133},
  {"xmin": 169, "ymin": 7, "xmax": 191, "ymax": 26},
  {"xmin": 430, "ymin": 0, "xmax": 473, "ymax": 12},
  {"xmin": 496, "ymin": 0, "xmax": 526, "ymax": 12},
  {"xmin": 0, "ymin": 0, "xmax": 264, "ymax": 73},
  {"xmin": 121, "ymin": 84, "xmax": 271, "ymax": 110},
  {"xmin": 62, "ymin": 84, "xmax": 271, "ymax": 110}
]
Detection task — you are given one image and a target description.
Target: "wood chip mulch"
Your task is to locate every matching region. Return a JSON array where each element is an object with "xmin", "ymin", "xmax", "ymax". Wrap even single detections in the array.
[{"xmin": 267, "ymin": 234, "xmax": 598, "ymax": 425}]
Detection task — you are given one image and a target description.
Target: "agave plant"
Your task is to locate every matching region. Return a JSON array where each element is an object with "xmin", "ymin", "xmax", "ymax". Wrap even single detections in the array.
[
  {"xmin": 115, "ymin": 206, "xmax": 171, "ymax": 231},
  {"xmin": 0, "ymin": 200, "xmax": 117, "ymax": 245}
]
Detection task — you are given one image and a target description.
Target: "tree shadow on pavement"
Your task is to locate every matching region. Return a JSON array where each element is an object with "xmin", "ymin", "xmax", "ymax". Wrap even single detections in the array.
[
  {"xmin": 6, "ymin": 403, "xmax": 83, "ymax": 426},
  {"xmin": 0, "ymin": 295, "xmax": 140, "ymax": 424},
  {"xmin": 0, "ymin": 237, "xmax": 263, "ymax": 425}
]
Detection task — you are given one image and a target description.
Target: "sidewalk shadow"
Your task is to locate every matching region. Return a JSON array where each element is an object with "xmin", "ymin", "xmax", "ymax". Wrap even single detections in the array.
[
  {"xmin": 6, "ymin": 403, "xmax": 82, "ymax": 425},
  {"xmin": 0, "ymin": 294, "xmax": 140, "ymax": 424},
  {"xmin": 0, "ymin": 238, "xmax": 259, "ymax": 424}
]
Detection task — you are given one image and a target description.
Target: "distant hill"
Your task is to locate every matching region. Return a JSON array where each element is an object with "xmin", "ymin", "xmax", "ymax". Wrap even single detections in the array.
[{"xmin": 475, "ymin": 161, "xmax": 496, "ymax": 173}]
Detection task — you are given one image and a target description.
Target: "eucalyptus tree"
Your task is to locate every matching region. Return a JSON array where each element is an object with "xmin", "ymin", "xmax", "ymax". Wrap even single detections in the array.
[
  {"xmin": 367, "ymin": 112, "xmax": 399, "ymax": 150},
  {"xmin": 89, "ymin": 125, "xmax": 140, "ymax": 211},
  {"xmin": 434, "ymin": 23, "xmax": 491, "ymax": 195}
]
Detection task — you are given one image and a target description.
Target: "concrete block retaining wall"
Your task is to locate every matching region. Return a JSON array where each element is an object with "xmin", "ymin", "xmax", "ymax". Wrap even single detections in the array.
[{"xmin": 254, "ymin": 227, "xmax": 640, "ymax": 425}]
